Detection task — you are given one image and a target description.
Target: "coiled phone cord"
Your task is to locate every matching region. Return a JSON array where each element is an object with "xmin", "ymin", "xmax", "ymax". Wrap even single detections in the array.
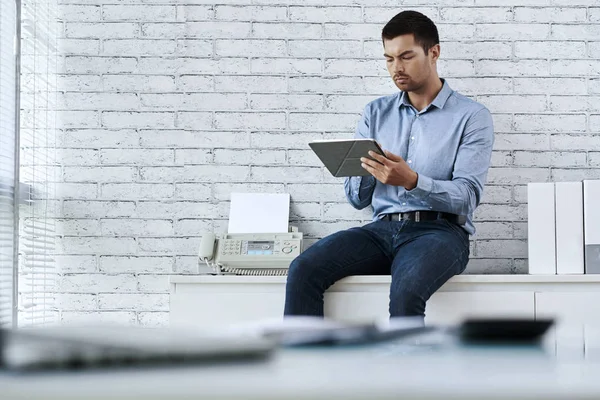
[
  {"xmin": 199, "ymin": 259, "xmax": 288, "ymax": 276},
  {"xmin": 217, "ymin": 264, "xmax": 288, "ymax": 276}
]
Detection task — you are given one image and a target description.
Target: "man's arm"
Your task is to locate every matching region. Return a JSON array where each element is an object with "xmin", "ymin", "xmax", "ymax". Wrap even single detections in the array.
[
  {"xmin": 344, "ymin": 103, "xmax": 376, "ymax": 210},
  {"xmin": 406, "ymin": 107, "xmax": 495, "ymax": 216}
]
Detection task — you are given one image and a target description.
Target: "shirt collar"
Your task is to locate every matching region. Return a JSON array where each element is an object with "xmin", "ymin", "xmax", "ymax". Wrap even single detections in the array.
[{"xmin": 398, "ymin": 78, "xmax": 453, "ymax": 111}]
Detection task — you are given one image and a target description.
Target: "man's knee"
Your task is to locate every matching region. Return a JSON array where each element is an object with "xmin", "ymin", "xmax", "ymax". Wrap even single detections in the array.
[
  {"xmin": 286, "ymin": 255, "xmax": 311, "ymax": 285},
  {"xmin": 286, "ymin": 252, "xmax": 327, "ymax": 293},
  {"xmin": 286, "ymin": 230, "xmax": 351, "ymax": 284}
]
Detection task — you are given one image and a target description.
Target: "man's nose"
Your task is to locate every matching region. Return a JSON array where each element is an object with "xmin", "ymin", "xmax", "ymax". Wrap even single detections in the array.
[{"xmin": 392, "ymin": 60, "xmax": 404, "ymax": 73}]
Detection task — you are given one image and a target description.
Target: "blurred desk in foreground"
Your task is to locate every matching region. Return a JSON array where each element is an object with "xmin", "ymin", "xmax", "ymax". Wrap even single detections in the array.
[{"xmin": 4, "ymin": 323, "xmax": 600, "ymax": 400}]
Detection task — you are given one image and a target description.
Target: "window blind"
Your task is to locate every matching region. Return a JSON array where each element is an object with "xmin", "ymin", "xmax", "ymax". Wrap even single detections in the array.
[
  {"xmin": 0, "ymin": 0, "xmax": 18, "ymax": 328},
  {"xmin": 18, "ymin": 0, "xmax": 59, "ymax": 326}
]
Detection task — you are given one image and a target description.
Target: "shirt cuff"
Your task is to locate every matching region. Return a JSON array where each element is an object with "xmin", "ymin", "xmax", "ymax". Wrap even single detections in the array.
[
  {"xmin": 353, "ymin": 176, "xmax": 375, "ymax": 194},
  {"xmin": 406, "ymin": 173, "xmax": 433, "ymax": 199}
]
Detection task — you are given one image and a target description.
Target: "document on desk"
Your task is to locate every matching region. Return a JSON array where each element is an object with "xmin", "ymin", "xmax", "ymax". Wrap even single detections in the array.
[{"xmin": 228, "ymin": 192, "xmax": 290, "ymax": 234}]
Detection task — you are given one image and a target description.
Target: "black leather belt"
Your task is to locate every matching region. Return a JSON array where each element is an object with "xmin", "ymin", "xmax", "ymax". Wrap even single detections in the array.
[{"xmin": 382, "ymin": 211, "xmax": 464, "ymax": 224}]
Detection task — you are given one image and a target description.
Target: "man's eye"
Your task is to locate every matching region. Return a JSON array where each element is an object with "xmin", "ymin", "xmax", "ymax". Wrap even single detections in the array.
[
  {"xmin": 385, "ymin": 59, "xmax": 393, "ymax": 62},
  {"xmin": 402, "ymin": 56, "xmax": 414, "ymax": 60}
]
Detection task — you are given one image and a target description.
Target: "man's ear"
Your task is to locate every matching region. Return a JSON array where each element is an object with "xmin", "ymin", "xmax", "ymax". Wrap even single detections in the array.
[{"xmin": 429, "ymin": 44, "xmax": 440, "ymax": 63}]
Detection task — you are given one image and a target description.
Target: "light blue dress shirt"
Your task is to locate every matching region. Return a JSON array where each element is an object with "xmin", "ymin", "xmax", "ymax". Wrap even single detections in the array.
[{"xmin": 344, "ymin": 79, "xmax": 494, "ymax": 235}]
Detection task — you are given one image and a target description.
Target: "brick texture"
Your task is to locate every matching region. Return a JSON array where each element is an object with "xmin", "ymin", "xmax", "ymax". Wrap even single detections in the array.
[{"xmin": 54, "ymin": 1, "xmax": 599, "ymax": 325}]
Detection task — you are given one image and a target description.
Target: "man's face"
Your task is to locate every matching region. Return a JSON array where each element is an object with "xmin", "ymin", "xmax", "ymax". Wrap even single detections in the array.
[{"xmin": 383, "ymin": 34, "xmax": 439, "ymax": 92}]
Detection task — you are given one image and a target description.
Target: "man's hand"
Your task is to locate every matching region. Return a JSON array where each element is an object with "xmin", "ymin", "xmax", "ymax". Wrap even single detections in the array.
[{"xmin": 360, "ymin": 150, "xmax": 419, "ymax": 190}]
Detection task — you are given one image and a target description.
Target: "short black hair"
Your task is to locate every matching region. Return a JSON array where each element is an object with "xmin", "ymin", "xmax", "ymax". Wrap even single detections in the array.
[{"xmin": 381, "ymin": 11, "xmax": 439, "ymax": 54}]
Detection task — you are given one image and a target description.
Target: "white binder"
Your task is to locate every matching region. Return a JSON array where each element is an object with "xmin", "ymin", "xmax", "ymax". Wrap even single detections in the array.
[
  {"xmin": 584, "ymin": 180, "xmax": 600, "ymax": 274},
  {"xmin": 555, "ymin": 182, "xmax": 584, "ymax": 274},
  {"xmin": 527, "ymin": 182, "xmax": 556, "ymax": 274}
]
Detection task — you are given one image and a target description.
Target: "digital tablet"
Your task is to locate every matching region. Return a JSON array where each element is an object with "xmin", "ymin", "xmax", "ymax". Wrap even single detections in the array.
[{"xmin": 308, "ymin": 139, "xmax": 386, "ymax": 177}]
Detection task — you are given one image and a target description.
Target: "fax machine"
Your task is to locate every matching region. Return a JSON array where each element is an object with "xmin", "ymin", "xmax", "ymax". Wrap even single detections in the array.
[{"xmin": 198, "ymin": 227, "xmax": 303, "ymax": 276}]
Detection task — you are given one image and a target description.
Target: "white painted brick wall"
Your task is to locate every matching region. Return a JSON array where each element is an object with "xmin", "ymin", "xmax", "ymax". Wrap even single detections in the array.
[{"xmin": 54, "ymin": 0, "xmax": 600, "ymax": 326}]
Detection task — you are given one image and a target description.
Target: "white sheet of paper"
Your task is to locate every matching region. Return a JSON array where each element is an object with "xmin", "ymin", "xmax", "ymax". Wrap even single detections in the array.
[{"xmin": 227, "ymin": 193, "xmax": 290, "ymax": 234}]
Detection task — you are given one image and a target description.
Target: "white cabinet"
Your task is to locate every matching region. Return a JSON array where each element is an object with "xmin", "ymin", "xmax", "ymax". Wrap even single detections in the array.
[
  {"xmin": 534, "ymin": 292, "xmax": 600, "ymax": 359},
  {"xmin": 535, "ymin": 292, "xmax": 600, "ymax": 324},
  {"xmin": 170, "ymin": 281, "xmax": 285, "ymax": 327},
  {"xmin": 324, "ymin": 292, "xmax": 389, "ymax": 322},
  {"xmin": 324, "ymin": 292, "xmax": 535, "ymax": 325},
  {"xmin": 170, "ymin": 291, "xmax": 285, "ymax": 327},
  {"xmin": 169, "ymin": 275, "xmax": 600, "ymax": 329},
  {"xmin": 426, "ymin": 292, "xmax": 534, "ymax": 324}
]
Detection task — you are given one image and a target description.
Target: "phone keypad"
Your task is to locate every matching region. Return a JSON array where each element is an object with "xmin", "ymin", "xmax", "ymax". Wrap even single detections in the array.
[{"xmin": 222, "ymin": 240, "xmax": 241, "ymax": 256}]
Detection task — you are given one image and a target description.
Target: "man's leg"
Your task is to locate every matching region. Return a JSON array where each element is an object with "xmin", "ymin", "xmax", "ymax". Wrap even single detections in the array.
[
  {"xmin": 284, "ymin": 221, "xmax": 393, "ymax": 317},
  {"xmin": 389, "ymin": 220, "xmax": 470, "ymax": 318}
]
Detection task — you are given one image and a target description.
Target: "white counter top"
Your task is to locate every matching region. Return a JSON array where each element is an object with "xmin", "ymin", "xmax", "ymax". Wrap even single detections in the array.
[{"xmin": 170, "ymin": 274, "xmax": 600, "ymax": 285}]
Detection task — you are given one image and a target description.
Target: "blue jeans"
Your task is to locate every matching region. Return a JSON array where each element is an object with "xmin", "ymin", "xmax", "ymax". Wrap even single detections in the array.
[{"xmin": 284, "ymin": 218, "xmax": 470, "ymax": 318}]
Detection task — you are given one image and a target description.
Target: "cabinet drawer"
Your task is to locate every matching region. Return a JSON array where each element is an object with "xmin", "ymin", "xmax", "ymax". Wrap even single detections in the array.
[
  {"xmin": 536, "ymin": 292, "xmax": 600, "ymax": 323},
  {"xmin": 171, "ymin": 292, "xmax": 285, "ymax": 328},
  {"xmin": 426, "ymin": 292, "xmax": 534, "ymax": 324}
]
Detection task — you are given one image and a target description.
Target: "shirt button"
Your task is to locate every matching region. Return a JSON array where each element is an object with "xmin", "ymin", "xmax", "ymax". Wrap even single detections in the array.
[
  {"xmin": 411, "ymin": 137, "xmax": 415, "ymax": 140},
  {"xmin": 408, "ymin": 160, "xmax": 412, "ymax": 164},
  {"xmin": 402, "ymin": 202, "xmax": 406, "ymax": 205}
]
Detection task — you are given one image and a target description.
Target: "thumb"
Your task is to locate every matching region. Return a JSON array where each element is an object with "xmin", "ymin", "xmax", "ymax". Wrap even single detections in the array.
[{"xmin": 384, "ymin": 150, "xmax": 402, "ymax": 162}]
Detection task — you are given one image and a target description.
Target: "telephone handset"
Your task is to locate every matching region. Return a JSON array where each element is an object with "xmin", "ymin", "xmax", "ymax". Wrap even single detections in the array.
[
  {"xmin": 197, "ymin": 231, "xmax": 303, "ymax": 276},
  {"xmin": 198, "ymin": 233, "xmax": 216, "ymax": 261}
]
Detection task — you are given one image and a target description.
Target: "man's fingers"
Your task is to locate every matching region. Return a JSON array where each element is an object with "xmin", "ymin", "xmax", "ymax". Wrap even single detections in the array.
[
  {"xmin": 367, "ymin": 151, "xmax": 389, "ymax": 165},
  {"xmin": 361, "ymin": 161, "xmax": 374, "ymax": 174},
  {"xmin": 361, "ymin": 162, "xmax": 382, "ymax": 181},
  {"xmin": 360, "ymin": 157, "xmax": 382, "ymax": 169}
]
